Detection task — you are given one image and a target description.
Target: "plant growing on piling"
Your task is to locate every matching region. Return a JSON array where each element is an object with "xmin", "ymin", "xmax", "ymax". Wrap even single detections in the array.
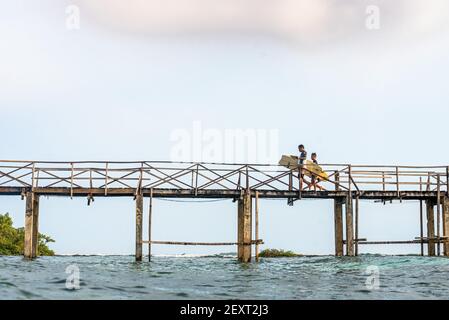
[
  {"xmin": 0, "ymin": 213, "xmax": 55, "ymax": 256},
  {"xmin": 258, "ymin": 249, "xmax": 301, "ymax": 258}
]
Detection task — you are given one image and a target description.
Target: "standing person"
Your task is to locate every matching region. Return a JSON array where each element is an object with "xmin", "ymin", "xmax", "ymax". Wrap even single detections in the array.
[
  {"xmin": 298, "ymin": 144, "xmax": 307, "ymax": 165},
  {"xmin": 311, "ymin": 152, "xmax": 318, "ymax": 164},
  {"xmin": 298, "ymin": 144, "xmax": 310, "ymax": 189},
  {"xmin": 310, "ymin": 152, "xmax": 324, "ymax": 191}
]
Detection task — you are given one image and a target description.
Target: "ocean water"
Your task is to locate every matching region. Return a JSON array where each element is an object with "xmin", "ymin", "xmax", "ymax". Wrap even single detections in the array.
[{"xmin": 1, "ymin": 254, "xmax": 449, "ymax": 300}]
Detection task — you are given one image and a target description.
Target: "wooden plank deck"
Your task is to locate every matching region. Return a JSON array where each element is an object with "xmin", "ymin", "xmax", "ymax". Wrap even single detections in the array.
[{"xmin": 0, "ymin": 186, "xmax": 444, "ymax": 200}]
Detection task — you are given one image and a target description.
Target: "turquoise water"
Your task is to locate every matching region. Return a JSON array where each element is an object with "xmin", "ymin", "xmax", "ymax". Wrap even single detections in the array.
[{"xmin": 1, "ymin": 254, "xmax": 449, "ymax": 299}]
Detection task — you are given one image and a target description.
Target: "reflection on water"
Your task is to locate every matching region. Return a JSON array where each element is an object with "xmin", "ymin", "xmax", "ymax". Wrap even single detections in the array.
[{"xmin": 1, "ymin": 254, "xmax": 449, "ymax": 299}]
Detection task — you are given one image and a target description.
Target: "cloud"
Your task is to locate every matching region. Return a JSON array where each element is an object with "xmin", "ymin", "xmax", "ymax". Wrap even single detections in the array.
[{"xmin": 77, "ymin": 0, "xmax": 449, "ymax": 44}]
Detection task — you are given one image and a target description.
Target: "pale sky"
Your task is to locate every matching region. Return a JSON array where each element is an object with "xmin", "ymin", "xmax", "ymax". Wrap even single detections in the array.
[{"xmin": 1, "ymin": 0, "xmax": 449, "ymax": 255}]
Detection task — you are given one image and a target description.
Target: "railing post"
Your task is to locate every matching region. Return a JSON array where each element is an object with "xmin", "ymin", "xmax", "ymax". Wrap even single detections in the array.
[
  {"xmin": 335, "ymin": 171, "xmax": 340, "ymax": 191},
  {"xmin": 348, "ymin": 165, "xmax": 352, "ymax": 194},
  {"xmin": 195, "ymin": 164, "xmax": 199, "ymax": 196},
  {"xmin": 105, "ymin": 162, "xmax": 109, "ymax": 196},
  {"xmin": 70, "ymin": 162, "xmax": 74, "ymax": 199},
  {"xmin": 245, "ymin": 165, "xmax": 249, "ymax": 190},
  {"xmin": 446, "ymin": 167, "xmax": 449, "ymax": 196},
  {"xmin": 446, "ymin": 166, "xmax": 449, "ymax": 193},
  {"xmin": 31, "ymin": 162, "xmax": 35, "ymax": 190},
  {"xmin": 396, "ymin": 166, "xmax": 400, "ymax": 198},
  {"xmin": 287, "ymin": 170, "xmax": 293, "ymax": 205}
]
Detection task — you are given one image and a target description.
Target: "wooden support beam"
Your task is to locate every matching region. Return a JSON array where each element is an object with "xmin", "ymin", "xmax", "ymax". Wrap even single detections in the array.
[
  {"xmin": 345, "ymin": 196, "xmax": 354, "ymax": 256},
  {"xmin": 142, "ymin": 240, "xmax": 263, "ymax": 245},
  {"xmin": 426, "ymin": 200, "xmax": 436, "ymax": 256},
  {"xmin": 237, "ymin": 191, "xmax": 252, "ymax": 262},
  {"xmin": 24, "ymin": 193, "xmax": 33, "ymax": 259},
  {"xmin": 420, "ymin": 200, "xmax": 424, "ymax": 256},
  {"xmin": 443, "ymin": 197, "xmax": 449, "ymax": 257},
  {"xmin": 135, "ymin": 194, "xmax": 143, "ymax": 261},
  {"xmin": 148, "ymin": 189, "xmax": 153, "ymax": 261},
  {"xmin": 334, "ymin": 198, "xmax": 344, "ymax": 256},
  {"xmin": 31, "ymin": 194, "xmax": 40, "ymax": 258},
  {"xmin": 355, "ymin": 196, "xmax": 359, "ymax": 256},
  {"xmin": 24, "ymin": 193, "xmax": 39, "ymax": 259},
  {"xmin": 437, "ymin": 176, "xmax": 441, "ymax": 256},
  {"xmin": 255, "ymin": 191, "xmax": 260, "ymax": 262}
]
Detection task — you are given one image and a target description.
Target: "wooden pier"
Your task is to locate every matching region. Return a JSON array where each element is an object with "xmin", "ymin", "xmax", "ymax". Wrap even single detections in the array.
[{"xmin": 1, "ymin": 160, "xmax": 449, "ymax": 261}]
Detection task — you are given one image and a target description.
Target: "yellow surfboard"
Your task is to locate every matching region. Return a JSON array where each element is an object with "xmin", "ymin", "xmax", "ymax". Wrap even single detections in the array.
[{"xmin": 278, "ymin": 155, "xmax": 329, "ymax": 180}]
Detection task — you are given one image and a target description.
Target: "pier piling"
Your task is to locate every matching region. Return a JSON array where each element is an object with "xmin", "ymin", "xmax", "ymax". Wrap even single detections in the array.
[
  {"xmin": 148, "ymin": 189, "xmax": 153, "ymax": 261},
  {"xmin": 345, "ymin": 196, "xmax": 355, "ymax": 256},
  {"xmin": 237, "ymin": 191, "xmax": 252, "ymax": 262},
  {"xmin": 135, "ymin": 194, "xmax": 143, "ymax": 262},
  {"xmin": 443, "ymin": 197, "xmax": 449, "ymax": 256},
  {"xmin": 426, "ymin": 200, "xmax": 436, "ymax": 256},
  {"xmin": 334, "ymin": 198, "xmax": 344, "ymax": 256},
  {"xmin": 24, "ymin": 193, "xmax": 39, "ymax": 259}
]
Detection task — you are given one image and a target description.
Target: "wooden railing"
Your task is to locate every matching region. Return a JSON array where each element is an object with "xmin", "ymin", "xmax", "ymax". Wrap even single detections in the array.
[{"xmin": 0, "ymin": 160, "xmax": 448, "ymax": 194}]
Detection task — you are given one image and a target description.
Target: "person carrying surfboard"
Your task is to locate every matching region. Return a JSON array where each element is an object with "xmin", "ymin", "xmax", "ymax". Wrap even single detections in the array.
[
  {"xmin": 309, "ymin": 152, "xmax": 325, "ymax": 191},
  {"xmin": 298, "ymin": 144, "xmax": 311, "ymax": 189},
  {"xmin": 298, "ymin": 144, "xmax": 307, "ymax": 165}
]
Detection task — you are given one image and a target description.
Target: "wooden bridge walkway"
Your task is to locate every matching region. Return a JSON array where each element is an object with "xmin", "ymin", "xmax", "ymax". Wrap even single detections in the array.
[{"xmin": 1, "ymin": 160, "xmax": 448, "ymax": 261}]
